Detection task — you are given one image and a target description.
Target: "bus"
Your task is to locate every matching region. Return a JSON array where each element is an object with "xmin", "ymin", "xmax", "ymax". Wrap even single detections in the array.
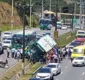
[
  {"xmin": 39, "ymin": 10, "xmax": 56, "ymax": 30},
  {"xmin": 12, "ymin": 30, "xmax": 36, "ymax": 49},
  {"xmin": 39, "ymin": 19, "xmax": 52, "ymax": 30},
  {"xmin": 76, "ymin": 31, "xmax": 85, "ymax": 42}
]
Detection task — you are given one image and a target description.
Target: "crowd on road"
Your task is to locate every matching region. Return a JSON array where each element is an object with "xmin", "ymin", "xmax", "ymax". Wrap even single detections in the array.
[{"xmin": 39, "ymin": 46, "xmax": 72, "ymax": 64}]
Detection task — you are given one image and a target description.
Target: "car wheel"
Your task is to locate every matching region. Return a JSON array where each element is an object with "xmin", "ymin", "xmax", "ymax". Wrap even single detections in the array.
[
  {"xmin": 51, "ymin": 76, "xmax": 54, "ymax": 80},
  {"xmin": 82, "ymin": 63, "xmax": 84, "ymax": 67}
]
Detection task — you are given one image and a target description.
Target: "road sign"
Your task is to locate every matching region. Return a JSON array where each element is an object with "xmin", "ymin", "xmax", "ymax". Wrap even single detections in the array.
[{"xmin": 11, "ymin": 16, "xmax": 14, "ymax": 23}]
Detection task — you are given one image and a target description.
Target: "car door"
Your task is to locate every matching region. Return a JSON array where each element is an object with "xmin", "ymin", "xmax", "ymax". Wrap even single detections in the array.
[{"xmin": 57, "ymin": 64, "xmax": 61, "ymax": 72}]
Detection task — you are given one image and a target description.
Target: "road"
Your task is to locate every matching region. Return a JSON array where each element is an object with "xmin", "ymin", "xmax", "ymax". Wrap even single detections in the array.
[
  {"xmin": 0, "ymin": 28, "xmax": 70, "ymax": 76},
  {"xmin": 54, "ymin": 58, "xmax": 85, "ymax": 80}
]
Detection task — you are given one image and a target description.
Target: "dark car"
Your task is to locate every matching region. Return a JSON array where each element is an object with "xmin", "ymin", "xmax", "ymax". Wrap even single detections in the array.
[
  {"xmin": 70, "ymin": 41, "xmax": 82, "ymax": 47},
  {"xmin": 29, "ymin": 78, "xmax": 41, "ymax": 80},
  {"xmin": 0, "ymin": 43, "xmax": 4, "ymax": 55}
]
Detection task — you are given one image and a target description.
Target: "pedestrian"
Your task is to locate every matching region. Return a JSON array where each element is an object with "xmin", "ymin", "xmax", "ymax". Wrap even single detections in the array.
[
  {"xmin": 11, "ymin": 48, "xmax": 15, "ymax": 58},
  {"xmin": 53, "ymin": 54, "xmax": 58, "ymax": 63},
  {"xmin": 14, "ymin": 49, "xmax": 17, "ymax": 59},
  {"xmin": 17, "ymin": 49, "xmax": 21, "ymax": 61},
  {"xmin": 7, "ymin": 47, "xmax": 10, "ymax": 58}
]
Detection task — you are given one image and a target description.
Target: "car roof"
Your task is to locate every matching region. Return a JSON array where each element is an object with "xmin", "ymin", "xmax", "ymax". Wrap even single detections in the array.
[
  {"xmin": 74, "ymin": 45, "xmax": 85, "ymax": 49},
  {"xmin": 48, "ymin": 63, "xmax": 59, "ymax": 65},
  {"xmin": 4, "ymin": 31, "xmax": 12, "ymax": 33}
]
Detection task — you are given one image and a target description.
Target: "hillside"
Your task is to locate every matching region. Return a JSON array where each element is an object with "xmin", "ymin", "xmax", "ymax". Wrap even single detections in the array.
[{"xmin": 0, "ymin": 2, "xmax": 22, "ymax": 26}]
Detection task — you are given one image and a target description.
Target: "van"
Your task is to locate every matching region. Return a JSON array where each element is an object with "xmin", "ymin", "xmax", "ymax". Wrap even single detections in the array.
[{"xmin": 71, "ymin": 45, "xmax": 85, "ymax": 59}]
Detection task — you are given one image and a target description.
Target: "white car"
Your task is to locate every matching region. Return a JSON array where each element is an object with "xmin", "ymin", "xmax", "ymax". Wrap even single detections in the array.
[
  {"xmin": 62, "ymin": 25, "xmax": 67, "ymax": 30},
  {"xmin": 72, "ymin": 56, "xmax": 85, "ymax": 67},
  {"xmin": 45, "ymin": 63, "xmax": 61, "ymax": 75},
  {"xmin": 2, "ymin": 40, "xmax": 11, "ymax": 48},
  {"xmin": 36, "ymin": 67, "xmax": 53, "ymax": 80},
  {"xmin": 2, "ymin": 31, "xmax": 12, "ymax": 40}
]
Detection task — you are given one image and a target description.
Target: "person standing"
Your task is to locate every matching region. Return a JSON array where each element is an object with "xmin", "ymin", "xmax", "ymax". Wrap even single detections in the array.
[
  {"xmin": 7, "ymin": 47, "xmax": 10, "ymax": 58},
  {"xmin": 11, "ymin": 48, "xmax": 15, "ymax": 58}
]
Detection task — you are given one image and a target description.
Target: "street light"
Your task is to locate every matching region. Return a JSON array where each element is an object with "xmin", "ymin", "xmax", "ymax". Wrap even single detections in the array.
[
  {"xmin": 22, "ymin": 0, "xmax": 26, "ymax": 75},
  {"xmin": 30, "ymin": 0, "xmax": 32, "ymax": 28},
  {"xmin": 41, "ymin": 0, "xmax": 44, "ymax": 18},
  {"xmin": 50, "ymin": 0, "xmax": 51, "ymax": 11},
  {"xmin": 11, "ymin": 0, "xmax": 14, "ymax": 29}
]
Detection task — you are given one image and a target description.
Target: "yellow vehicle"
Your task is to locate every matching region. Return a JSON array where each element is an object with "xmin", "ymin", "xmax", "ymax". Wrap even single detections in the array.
[{"xmin": 71, "ymin": 45, "xmax": 85, "ymax": 59}]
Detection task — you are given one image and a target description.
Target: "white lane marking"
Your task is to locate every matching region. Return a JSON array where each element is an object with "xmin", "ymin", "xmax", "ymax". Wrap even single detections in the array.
[
  {"xmin": 60, "ymin": 72, "xmax": 63, "ymax": 75},
  {"xmin": 82, "ymin": 72, "xmax": 85, "ymax": 75},
  {"xmin": 65, "ymin": 66, "xmax": 68, "ymax": 68},
  {"xmin": 56, "ymin": 79, "xmax": 59, "ymax": 80}
]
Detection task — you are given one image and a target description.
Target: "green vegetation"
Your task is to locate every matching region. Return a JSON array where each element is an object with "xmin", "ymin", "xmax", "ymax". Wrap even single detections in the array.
[
  {"xmin": 0, "ymin": 60, "xmax": 29, "ymax": 80},
  {"xmin": 0, "ymin": 2, "xmax": 21, "ymax": 26},
  {"xmin": 19, "ymin": 63, "xmax": 43, "ymax": 80},
  {"xmin": 57, "ymin": 31, "xmax": 76, "ymax": 47},
  {"xmin": 0, "ymin": 25, "xmax": 22, "ymax": 31}
]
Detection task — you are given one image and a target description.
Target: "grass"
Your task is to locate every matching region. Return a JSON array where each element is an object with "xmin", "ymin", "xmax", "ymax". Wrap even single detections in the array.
[
  {"xmin": 0, "ymin": 59, "xmax": 29, "ymax": 80},
  {"xmin": 0, "ymin": 25, "xmax": 22, "ymax": 32},
  {"xmin": 57, "ymin": 31, "xmax": 76, "ymax": 47},
  {"xmin": 19, "ymin": 63, "xmax": 43, "ymax": 80}
]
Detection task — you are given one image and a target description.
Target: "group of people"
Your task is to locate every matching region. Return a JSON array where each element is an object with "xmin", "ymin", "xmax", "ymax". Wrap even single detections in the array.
[{"xmin": 45, "ymin": 46, "xmax": 72, "ymax": 63}]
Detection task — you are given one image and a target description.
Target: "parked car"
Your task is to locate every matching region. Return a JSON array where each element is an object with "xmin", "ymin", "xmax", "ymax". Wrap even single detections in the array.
[
  {"xmin": 36, "ymin": 67, "xmax": 53, "ymax": 80},
  {"xmin": 29, "ymin": 78, "xmax": 41, "ymax": 80},
  {"xmin": 0, "ymin": 42, "xmax": 4, "ymax": 55},
  {"xmin": 62, "ymin": 25, "xmax": 68, "ymax": 30},
  {"xmin": 2, "ymin": 40, "xmax": 12, "ymax": 48},
  {"xmin": 72, "ymin": 56, "xmax": 85, "ymax": 67},
  {"xmin": 69, "ymin": 41, "xmax": 82, "ymax": 47},
  {"xmin": 2, "ymin": 31, "xmax": 12, "ymax": 40},
  {"xmin": 45, "ymin": 63, "xmax": 61, "ymax": 75}
]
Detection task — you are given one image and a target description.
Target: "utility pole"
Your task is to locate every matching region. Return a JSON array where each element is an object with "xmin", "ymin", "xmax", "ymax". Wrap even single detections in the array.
[
  {"xmin": 80, "ymin": 0, "xmax": 82, "ymax": 29},
  {"xmin": 54, "ymin": 0, "xmax": 58, "ymax": 40},
  {"xmin": 30, "ymin": 0, "xmax": 32, "ymax": 28},
  {"xmin": 41, "ymin": 0, "xmax": 43, "ymax": 18},
  {"xmin": 11, "ymin": 0, "xmax": 14, "ymax": 29},
  {"xmin": 50, "ymin": 0, "xmax": 51, "ymax": 11},
  {"xmin": 22, "ymin": 0, "xmax": 25, "ymax": 75}
]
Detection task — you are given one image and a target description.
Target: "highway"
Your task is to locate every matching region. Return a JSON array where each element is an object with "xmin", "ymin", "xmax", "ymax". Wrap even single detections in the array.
[
  {"xmin": 0, "ymin": 27, "xmax": 70, "ymax": 76},
  {"xmin": 54, "ymin": 58, "xmax": 85, "ymax": 80}
]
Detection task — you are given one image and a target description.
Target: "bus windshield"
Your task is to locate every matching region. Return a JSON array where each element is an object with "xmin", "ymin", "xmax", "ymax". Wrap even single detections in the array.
[
  {"xmin": 78, "ymin": 32, "xmax": 85, "ymax": 34},
  {"xmin": 12, "ymin": 31, "xmax": 36, "ymax": 49},
  {"xmin": 77, "ymin": 36, "xmax": 85, "ymax": 38},
  {"xmin": 40, "ymin": 20, "xmax": 52, "ymax": 25},
  {"xmin": 73, "ymin": 49, "xmax": 83, "ymax": 54}
]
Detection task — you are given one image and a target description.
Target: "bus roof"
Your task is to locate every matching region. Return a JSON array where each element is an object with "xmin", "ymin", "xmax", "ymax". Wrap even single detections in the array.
[
  {"xmin": 74, "ymin": 45, "xmax": 85, "ymax": 49},
  {"xmin": 43, "ymin": 10, "xmax": 55, "ymax": 15},
  {"xmin": 15, "ymin": 30, "xmax": 36, "ymax": 35}
]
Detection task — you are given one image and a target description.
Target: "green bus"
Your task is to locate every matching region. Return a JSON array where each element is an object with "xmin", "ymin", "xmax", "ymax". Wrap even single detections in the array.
[{"xmin": 12, "ymin": 30, "xmax": 36, "ymax": 49}]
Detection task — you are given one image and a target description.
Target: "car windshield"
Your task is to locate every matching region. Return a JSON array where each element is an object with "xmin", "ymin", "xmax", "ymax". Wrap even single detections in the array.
[
  {"xmin": 47, "ymin": 65, "xmax": 56, "ymax": 68},
  {"xmin": 4, "ymin": 41, "xmax": 11, "ymax": 43},
  {"xmin": 7, "ymin": 38, "xmax": 12, "ymax": 40},
  {"xmin": 76, "ymin": 57, "xmax": 84, "ymax": 60},
  {"xmin": 4, "ymin": 33, "xmax": 11, "ymax": 34},
  {"xmin": 73, "ymin": 49, "xmax": 83, "ymax": 54},
  {"xmin": 38, "ymin": 68, "xmax": 50, "ymax": 73},
  {"xmin": 70, "ymin": 42, "xmax": 80, "ymax": 46}
]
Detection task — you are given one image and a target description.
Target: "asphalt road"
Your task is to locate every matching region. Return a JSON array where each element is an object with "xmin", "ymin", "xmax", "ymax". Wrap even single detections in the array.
[
  {"xmin": 54, "ymin": 58, "xmax": 85, "ymax": 80},
  {"xmin": 0, "ymin": 28, "xmax": 70, "ymax": 76}
]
